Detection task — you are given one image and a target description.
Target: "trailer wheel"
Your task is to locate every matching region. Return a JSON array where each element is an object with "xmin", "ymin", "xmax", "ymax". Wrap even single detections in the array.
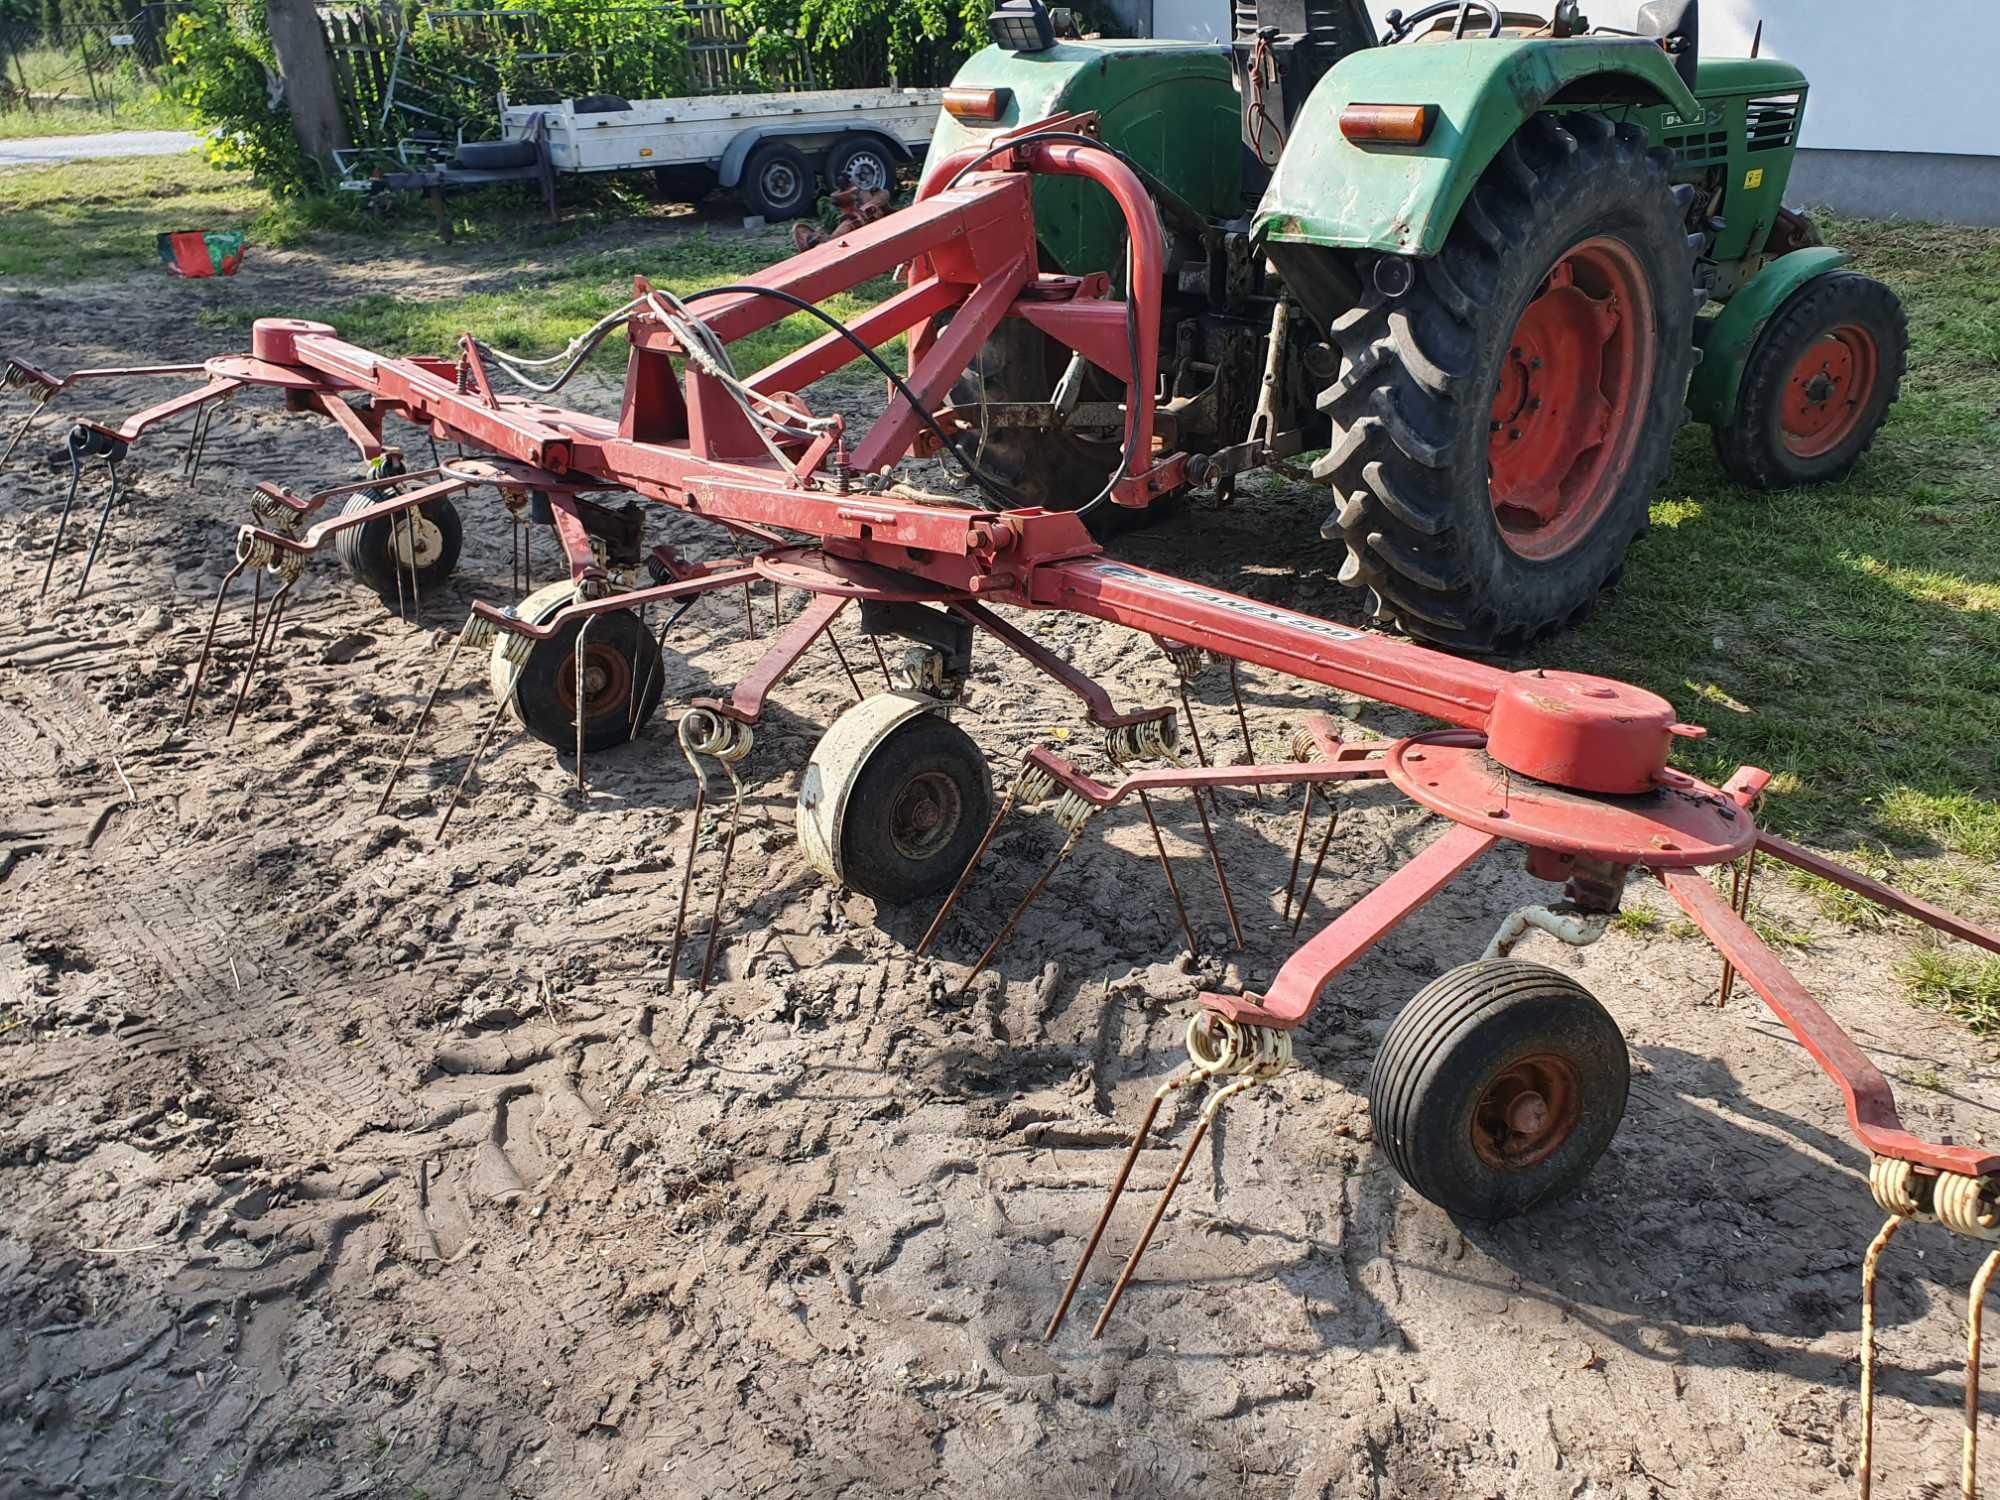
[
  {"xmin": 1368, "ymin": 960, "xmax": 1629, "ymax": 1220},
  {"xmin": 743, "ymin": 142, "xmax": 814, "ymax": 220},
  {"xmin": 825, "ymin": 135, "xmax": 895, "ymax": 194},
  {"xmin": 1711, "ymin": 271, "xmax": 1907, "ymax": 489},
  {"xmin": 490, "ymin": 581, "xmax": 665, "ymax": 753},
  {"xmin": 1318, "ymin": 112, "xmax": 1696, "ymax": 653},
  {"xmin": 336, "ymin": 489, "xmax": 463, "ymax": 601}
]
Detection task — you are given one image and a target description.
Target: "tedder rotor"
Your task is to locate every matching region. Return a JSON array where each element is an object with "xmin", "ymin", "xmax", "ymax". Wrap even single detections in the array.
[{"xmin": 2, "ymin": 107, "xmax": 1990, "ymax": 1496}]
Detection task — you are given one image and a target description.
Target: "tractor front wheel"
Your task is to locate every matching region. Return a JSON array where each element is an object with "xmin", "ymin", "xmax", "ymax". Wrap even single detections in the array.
[
  {"xmin": 1318, "ymin": 112, "xmax": 1697, "ymax": 653},
  {"xmin": 1711, "ymin": 271, "xmax": 1907, "ymax": 489}
]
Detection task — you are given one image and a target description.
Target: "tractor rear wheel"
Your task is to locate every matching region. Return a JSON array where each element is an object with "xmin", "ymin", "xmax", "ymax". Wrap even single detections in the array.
[
  {"xmin": 1711, "ymin": 271, "xmax": 1907, "ymax": 488},
  {"xmin": 1317, "ymin": 112, "xmax": 1697, "ymax": 653}
]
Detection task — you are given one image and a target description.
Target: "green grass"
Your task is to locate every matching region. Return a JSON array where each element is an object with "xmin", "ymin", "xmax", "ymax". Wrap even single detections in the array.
[
  {"xmin": 0, "ymin": 46, "xmax": 186, "ymax": 138},
  {"xmin": 1558, "ymin": 216, "xmax": 2000, "ymax": 869},
  {"xmin": 1904, "ymin": 948, "xmax": 2000, "ymax": 1034},
  {"xmin": 0, "ymin": 153, "xmax": 270, "ymax": 279}
]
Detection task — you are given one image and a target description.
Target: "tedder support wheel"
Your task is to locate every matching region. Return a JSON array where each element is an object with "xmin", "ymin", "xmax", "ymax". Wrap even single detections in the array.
[
  {"xmin": 1712, "ymin": 270, "xmax": 1907, "ymax": 489},
  {"xmin": 1367, "ymin": 959, "xmax": 1630, "ymax": 1220},
  {"xmin": 490, "ymin": 581, "xmax": 665, "ymax": 753},
  {"xmin": 1318, "ymin": 112, "xmax": 1698, "ymax": 653},
  {"xmin": 797, "ymin": 692, "xmax": 993, "ymax": 905},
  {"xmin": 336, "ymin": 489, "xmax": 463, "ymax": 600}
]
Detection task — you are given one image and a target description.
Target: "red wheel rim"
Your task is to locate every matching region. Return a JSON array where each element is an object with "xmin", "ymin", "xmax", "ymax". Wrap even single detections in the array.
[
  {"xmin": 1779, "ymin": 324, "xmax": 1878, "ymax": 459},
  {"xmin": 1471, "ymin": 1053, "xmax": 1582, "ymax": 1170},
  {"xmin": 1487, "ymin": 237, "xmax": 1657, "ymax": 561},
  {"xmin": 554, "ymin": 641, "xmax": 633, "ymax": 721}
]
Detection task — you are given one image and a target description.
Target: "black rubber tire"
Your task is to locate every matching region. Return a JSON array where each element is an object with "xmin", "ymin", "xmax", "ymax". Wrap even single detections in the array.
[
  {"xmin": 824, "ymin": 134, "xmax": 896, "ymax": 194},
  {"xmin": 335, "ymin": 490, "xmax": 463, "ymax": 599},
  {"xmin": 742, "ymin": 142, "xmax": 814, "ymax": 220},
  {"xmin": 1711, "ymin": 271, "xmax": 1907, "ymax": 489},
  {"xmin": 949, "ymin": 319, "xmax": 1162, "ymax": 538},
  {"xmin": 455, "ymin": 138, "xmax": 538, "ymax": 171},
  {"xmin": 838, "ymin": 714, "xmax": 993, "ymax": 905},
  {"xmin": 509, "ymin": 607, "xmax": 665, "ymax": 754},
  {"xmin": 571, "ymin": 94, "xmax": 631, "ymax": 113},
  {"xmin": 1317, "ymin": 112, "xmax": 1698, "ymax": 653},
  {"xmin": 1368, "ymin": 959, "xmax": 1630, "ymax": 1221}
]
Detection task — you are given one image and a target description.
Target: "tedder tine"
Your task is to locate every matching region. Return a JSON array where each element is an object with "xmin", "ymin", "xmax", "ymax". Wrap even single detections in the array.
[
  {"xmin": 1, "ymin": 392, "xmax": 51, "ymax": 469},
  {"xmin": 1858, "ymin": 1213, "xmax": 1904, "ymax": 1500},
  {"xmin": 1967, "ymin": 1249, "xmax": 2000, "ymax": 1500},
  {"xmin": 574, "ymin": 612, "xmax": 595, "ymax": 793},
  {"xmin": 825, "ymin": 628, "xmax": 864, "ymax": 703},
  {"xmin": 1082, "ymin": 1017, "xmax": 1293, "ymax": 1339},
  {"xmin": 916, "ymin": 763, "xmax": 1041, "ymax": 957},
  {"xmin": 1280, "ymin": 786, "xmax": 1315, "ymax": 924},
  {"xmin": 1187, "ymin": 777, "xmax": 1243, "ymax": 951},
  {"xmin": 36, "ymin": 431, "xmax": 87, "ymax": 601},
  {"xmin": 742, "ymin": 581, "xmax": 757, "ymax": 640},
  {"xmin": 1227, "ymin": 661, "xmax": 1261, "ymax": 803},
  {"xmin": 179, "ymin": 554, "xmax": 250, "ymax": 730},
  {"xmin": 667, "ymin": 783, "xmax": 709, "ymax": 986},
  {"xmin": 1291, "ymin": 790, "xmax": 1343, "ymax": 937},
  {"xmin": 952, "ymin": 825, "xmax": 1082, "ymax": 998},
  {"xmin": 1136, "ymin": 789, "xmax": 1199, "ymax": 956},
  {"xmin": 1045, "ymin": 1068, "xmax": 1191, "ymax": 1340},
  {"xmin": 73, "ymin": 456, "xmax": 123, "ymax": 601},
  {"xmin": 869, "ymin": 634, "xmax": 895, "ymax": 690},
  {"xmin": 699, "ymin": 753, "xmax": 748, "ymax": 990},
  {"xmin": 375, "ymin": 613, "xmax": 487, "ymax": 816},
  {"xmin": 225, "ymin": 570, "xmax": 298, "ymax": 735},
  {"xmin": 436, "ymin": 629, "xmax": 531, "ymax": 842},
  {"xmin": 1720, "ymin": 847, "xmax": 1757, "ymax": 1006}
]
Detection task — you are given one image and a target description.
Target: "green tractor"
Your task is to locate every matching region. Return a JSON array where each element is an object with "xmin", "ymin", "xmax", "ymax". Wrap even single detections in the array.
[{"xmin": 926, "ymin": 0, "xmax": 1906, "ymax": 651}]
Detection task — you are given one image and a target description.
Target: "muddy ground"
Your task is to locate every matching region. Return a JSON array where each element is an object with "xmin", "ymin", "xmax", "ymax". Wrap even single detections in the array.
[{"xmin": 2, "ymin": 227, "xmax": 1997, "ymax": 1500}]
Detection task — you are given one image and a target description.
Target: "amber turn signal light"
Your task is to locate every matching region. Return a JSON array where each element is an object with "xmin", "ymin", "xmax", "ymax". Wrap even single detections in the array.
[
  {"xmin": 1338, "ymin": 103, "xmax": 1436, "ymax": 145},
  {"xmin": 943, "ymin": 87, "xmax": 1012, "ymax": 122}
]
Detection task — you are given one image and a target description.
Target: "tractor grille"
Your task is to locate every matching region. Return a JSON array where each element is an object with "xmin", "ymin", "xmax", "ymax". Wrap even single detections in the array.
[
  {"xmin": 1745, "ymin": 93, "xmax": 1803, "ymax": 153},
  {"xmin": 1662, "ymin": 126, "xmax": 1731, "ymax": 170}
]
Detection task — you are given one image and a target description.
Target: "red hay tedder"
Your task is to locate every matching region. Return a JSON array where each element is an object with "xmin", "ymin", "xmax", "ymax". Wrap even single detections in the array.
[{"xmin": 6, "ymin": 118, "xmax": 1998, "ymax": 1495}]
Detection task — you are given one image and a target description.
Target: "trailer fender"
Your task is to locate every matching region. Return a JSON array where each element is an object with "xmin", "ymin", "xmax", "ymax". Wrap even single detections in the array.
[
  {"xmin": 797, "ymin": 690, "xmax": 947, "ymax": 887},
  {"xmin": 1687, "ymin": 247, "xmax": 1850, "ymax": 429},
  {"xmin": 1253, "ymin": 37, "xmax": 1701, "ymax": 259},
  {"xmin": 718, "ymin": 123, "xmax": 913, "ymax": 189}
]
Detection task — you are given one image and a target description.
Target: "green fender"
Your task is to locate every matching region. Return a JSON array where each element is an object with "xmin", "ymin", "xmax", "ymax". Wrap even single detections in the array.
[
  {"xmin": 1687, "ymin": 247, "xmax": 1850, "ymax": 427},
  {"xmin": 1253, "ymin": 37, "xmax": 1702, "ymax": 258}
]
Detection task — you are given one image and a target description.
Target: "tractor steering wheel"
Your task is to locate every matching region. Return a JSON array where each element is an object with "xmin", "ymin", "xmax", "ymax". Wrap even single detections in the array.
[{"xmin": 1382, "ymin": 1, "xmax": 1504, "ymax": 42}]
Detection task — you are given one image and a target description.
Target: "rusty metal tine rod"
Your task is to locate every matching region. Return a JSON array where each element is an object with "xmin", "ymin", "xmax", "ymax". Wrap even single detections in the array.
[
  {"xmin": 869, "ymin": 635, "xmax": 895, "ymax": 689},
  {"xmin": 630, "ymin": 605, "xmax": 653, "ymax": 738},
  {"xmin": 73, "ymin": 462, "xmax": 122, "ymax": 604},
  {"xmin": 916, "ymin": 782, "xmax": 1021, "ymax": 956},
  {"xmin": 1720, "ymin": 857, "xmax": 1745, "ymax": 1005},
  {"xmin": 248, "ymin": 567, "xmax": 264, "ymax": 652},
  {"xmin": 1721, "ymin": 847, "xmax": 1759, "ymax": 1006},
  {"xmin": 742, "ymin": 581, "xmax": 757, "ymax": 640},
  {"xmin": 36, "ymin": 438, "xmax": 85, "ymax": 601},
  {"xmin": 1227, "ymin": 662, "xmax": 1261, "ymax": 803},
  {"xmin": 1966, "ymin": 1248, "xmax": 2000, "ymax": 1500},
  {"xmin": 666, "ymin": 785, "xmax": 709, "ymax": 987},
  {"xmin": 825, "ymin": 629, "xmax": 864, "ymax": 702},
  {"xmin": 1045, "ymin": 1075, "xmax": 1186, "ymax": 1341},
  {"xmin": 1, "ymin": 393, "xmax": 49, "ymax": 468},
  {"xmin": 1859, "ymin": 1214, "xmax": 1905, "ymax": 1500},
  {"xmin": 1090, "ymin": 1109, "xmax": 1216, "ymax": 1339},
  {"xmin": 953, "ymin": 830, "xmax": 1082, "ymax": 998},
  {"xmin": 1177, "ymin": 681, "xmax": 1218, "ymax": 811},
  {"xmin": 574, "ymin": 612, "xmax": 594, "ymax": 794},
  {"xmin": 178, "ymin": 556, "xmax": 248, "ymax": 730},
  {"xmin": 375, "ymin": 632, "xmax": 469, "ymax": 816},
  {"xmin": 392, "ymin": 517, "xmax": 408, "ymax": 621},
  {"xmin": 698, "ymin": 784, "xmax": 744, "ymax": 991},
  {"xmin": 408, "ymin": 511, "xmax": 424, "ymax": 623},
  {"xmin": 225, "ymin": 575, "xmax": 294, "ymax": 736},
  {"xmin": 1280, "ymin": 785, "xmax": 1316, "ymax": 923},
  {"xmin": 771, "ymin": 579, "xmax": 782, "ymax": 632},
  {"xmin": 72, "ymin": 459, "xmax": 122, "ymax": 600},
  {"xmin": 1137, "ymin": 790, "xmax": 1199, "ymax": 956},
  {"xmin": 1291, "ymin": 796, "xmax": 1342, "ymax": 937},
  {"xmin": 435, "ymin": 690, "xmax": 516, "ymax": 842},
  {"xmin": 1188, "ymin": 785, "xmax": 1244, "ymax": 950},
  {"xmin": 189, "ymin": 401, "xmax": 215, "ymax": 480}
]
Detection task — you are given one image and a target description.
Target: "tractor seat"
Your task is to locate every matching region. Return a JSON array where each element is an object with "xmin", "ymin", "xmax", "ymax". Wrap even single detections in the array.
[{"xmin": 1636, "ymin": 0, "xmax": 1700, "ymax": 91}]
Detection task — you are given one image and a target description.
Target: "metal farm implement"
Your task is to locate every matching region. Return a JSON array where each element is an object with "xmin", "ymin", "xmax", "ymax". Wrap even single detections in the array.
[{"xmin": 6, "ymin": 120, "xmax": 1998, "ymax": 1497}]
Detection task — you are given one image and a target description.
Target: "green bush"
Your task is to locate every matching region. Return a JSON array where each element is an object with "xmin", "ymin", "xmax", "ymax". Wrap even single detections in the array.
[{"xmin": 163, "ymin": 0, "xmax": 321, "ymax": 191}]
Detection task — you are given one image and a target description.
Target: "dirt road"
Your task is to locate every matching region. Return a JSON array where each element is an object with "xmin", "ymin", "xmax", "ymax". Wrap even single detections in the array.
[{"xmin": 1, "ymin": 239, "xmax": 1995, "ymax": 1499}]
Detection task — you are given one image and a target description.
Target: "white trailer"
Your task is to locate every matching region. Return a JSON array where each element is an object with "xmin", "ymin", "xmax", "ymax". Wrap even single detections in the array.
[{"xmin": 497, "ymin": 86, "xmax": 946, "ymax": 219}]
